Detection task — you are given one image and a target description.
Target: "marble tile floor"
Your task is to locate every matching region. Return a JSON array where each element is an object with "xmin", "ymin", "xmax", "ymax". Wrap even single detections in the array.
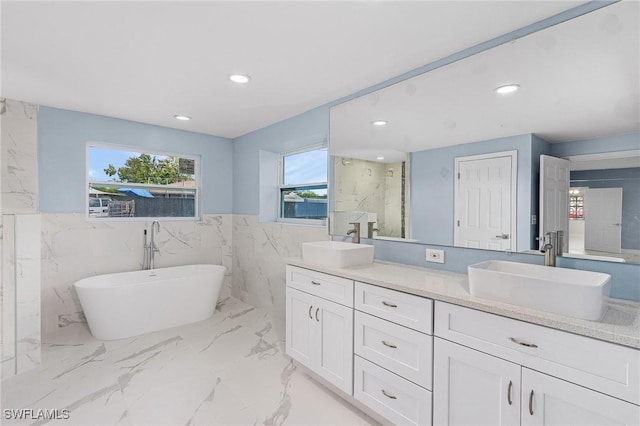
[{"xmin": 1, "ymin": 297, "xmax": 377, "ymax": 426}]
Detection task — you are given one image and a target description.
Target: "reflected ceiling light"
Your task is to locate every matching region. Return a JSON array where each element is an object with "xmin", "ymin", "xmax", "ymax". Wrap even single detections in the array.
[
  {"xmin": 229, "ymin": 74, "xmax": 251, "ymax": 84},
  {"xmin": 376, "ymin": 156, "xmax": 385, "ymax": 160},
  {"xmin": 495, "ymin": 84, "xmax": 520, "ymax": 94},
  {"xmin": 372, "ymin": 120, "xmax": 388, "ymax": 126},
  {"xmin": 174, "ymin": 115, "xmax": 191, "ymax": 121}
]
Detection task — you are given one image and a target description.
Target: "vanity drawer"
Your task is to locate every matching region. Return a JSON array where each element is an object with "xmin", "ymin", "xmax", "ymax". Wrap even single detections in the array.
[
  {"xmin": 354, "ymin": 355, "xmax": 432, "ymax": 426},
  {"xmin": 355, "ymin": 311, "xmax": 432, "ymax": 390},
  {"xmin": 435, "ymin": 301, "xmax": 640, "ymax": 405},
  {"xmin": 286, "ymin": 265, "xmax": 354, "ymax": 307},
  {"xmin": 355, "ymin": 281, "xmax": 433, "ymax": 334}
]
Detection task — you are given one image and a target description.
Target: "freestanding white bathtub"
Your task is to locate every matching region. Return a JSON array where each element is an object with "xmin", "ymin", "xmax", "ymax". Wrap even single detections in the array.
[{"xmin": 74, "ymin": 264, "xmax": 226, "ymax": 340}]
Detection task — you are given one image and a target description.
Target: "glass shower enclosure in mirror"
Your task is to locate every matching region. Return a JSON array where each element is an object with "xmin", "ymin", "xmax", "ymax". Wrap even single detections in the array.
[
  {"xmin": 328, "ymin": 1, "xmax": 639, "ymax": 263},
  {"xmin": 330, "ymin": 154, "xmax": 411, "ymax": 241}
]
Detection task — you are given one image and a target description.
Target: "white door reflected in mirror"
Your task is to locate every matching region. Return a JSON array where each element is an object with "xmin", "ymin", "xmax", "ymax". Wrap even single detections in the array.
[{"xmin": 454, "ymin": 151, "xmax": 516, "ymax": 252}]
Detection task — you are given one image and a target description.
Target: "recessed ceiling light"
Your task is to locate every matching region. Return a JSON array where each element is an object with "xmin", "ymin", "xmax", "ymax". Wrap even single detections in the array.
[
  {"xmin": 372, "ymin": 120, "xmax": 388, "ymax": 126},
  {"xmin": 376, "ymin": 156, "xmax": 385, "ymax": 160},
  {"xmin": 174, "ymin": 115, "xmax": 191, "ymax": 121},
  {"xmin": 229, "ymin": 74, "xmax": 251, "ymax": 84},
  {"xmin": 495, "ymin": 84, "xmax": 520, "ymax": 94}
]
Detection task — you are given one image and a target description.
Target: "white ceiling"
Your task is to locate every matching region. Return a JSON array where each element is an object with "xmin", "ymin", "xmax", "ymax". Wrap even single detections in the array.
[
  {"xmin": 329, "ymin": 1, "xmax": 640, "ymax": 162},
  {"xmin": 1, "ymin": 1, "xmax": 585, "ymax": 139}
]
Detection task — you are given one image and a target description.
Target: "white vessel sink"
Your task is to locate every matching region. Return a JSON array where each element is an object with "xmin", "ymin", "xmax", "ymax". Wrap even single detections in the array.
[
  {"xmin": 468, "ymin": 260, "xmax": 611, "ymax": 320},
  {"xmin": 302, "ymin": 241, "xmax": 374, "ymax": 268}
]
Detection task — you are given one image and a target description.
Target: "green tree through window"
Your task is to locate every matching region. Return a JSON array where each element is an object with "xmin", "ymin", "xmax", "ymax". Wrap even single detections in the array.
[{"xmin": 104, "ymin": 153, "xmax": 190, "ymax": 185}]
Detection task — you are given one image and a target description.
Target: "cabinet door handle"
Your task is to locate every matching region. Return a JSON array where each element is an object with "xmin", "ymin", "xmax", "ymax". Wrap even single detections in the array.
[
  {"xmin": 382, "ymin": 301, "xmax": 397, "ymax": 308},
  {"xmin": 528, "ymin": 390, "xmax": 534, "ymax": 415},
  {"xmin": 311, "ymin": 280, "xmax": 321, "ymax": 285},
  {"xmin": 509, "ymin": 337, "xmax": 538, "ymax": 348},
  {"xmin": 507, "ymin": 380, "xmax": 513, "ymax": 405},
  {"xmin": 308, "ymin": 305, "xmax": 313, "ymax": 319},
  {"xmin": 315, "ymin": 307, "xmax": 320, "ymax": 322},
  {"xmin": 382, "ymin": 340, "xmax": 397, "ymax": 349},
  {"xmin": 381, "ymin": 389, "xmax": 397, "ymax": 400}
]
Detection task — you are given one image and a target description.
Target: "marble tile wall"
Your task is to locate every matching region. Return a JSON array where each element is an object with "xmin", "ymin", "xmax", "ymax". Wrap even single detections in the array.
[
  {"xmin": 232, "ymin": 215, "xmax": 328, "ymax": 336},
  {"xmin": 15, "ymin": 214, "xmax": 42, "ymax": 373},
  {"xmin": 383, "ymin": 163, "xmax": 403, "ymax": 238},
  {"xmin": 333, "ymin": 158, "xmax": 387, "ymax": 228},
  {"xmin": 1, "ymin": 215, "xmax": 16, "ymax": 378},
  {"xmin": 1, "ymin": 98, "xmax": 40, "ymax": 378},
  {"xmin": 41, "ymin": 214, "xmax": 233, "ymax": 337},
  {"xmin": 333, "ymin": 157, "xmax": 404, "ymax": 237},
  {"xmin": 1, "ymin": 99, "xmax": 38, "ymax": 213}
]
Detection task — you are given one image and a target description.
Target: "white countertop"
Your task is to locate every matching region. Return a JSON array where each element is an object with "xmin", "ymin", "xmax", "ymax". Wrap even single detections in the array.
[{"xmin": 286, "ymin": 258, "xmax": 640, "ymax": 349}]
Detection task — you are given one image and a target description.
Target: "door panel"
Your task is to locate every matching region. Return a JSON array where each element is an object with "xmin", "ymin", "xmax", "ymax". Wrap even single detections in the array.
[
  {"xmin": 522, "ymin": 368, "xmax": 640, "ymax": 426},
  {"xmin": 285, "ymin": 287, "xmax": 315, "ymax": 370},
  {"xmin": 584, "ymin": 188, "xmax": 623, "ymax": 254},
  {"xmin": 455, "ymin": 153, "xmax": 514, "ymax": 251},
  {"xmin": 433, "ymin": 338, "xmax": 521, "ymax": 426},
  {"xmin": 317, "ymin": 297, "xmax": 353, "ymax": 395},
  {"xmin": 539, "ymin": 155, "xmax": 570, "ymax": 252}
]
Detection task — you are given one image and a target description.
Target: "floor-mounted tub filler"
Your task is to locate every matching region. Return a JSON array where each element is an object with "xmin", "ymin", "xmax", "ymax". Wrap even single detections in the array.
[{"xmin": 74, "ymin": 264, "xmax": 226, "ymax": 340}]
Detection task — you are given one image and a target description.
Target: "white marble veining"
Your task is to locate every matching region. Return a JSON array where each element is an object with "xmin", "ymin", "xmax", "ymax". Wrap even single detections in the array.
[
  {"xmin": 15, "ymin": 215, "xmax": 42, "ymax": 373},
  {"xmin": 1, "ymin": 98, "xmax": 38, "ymax": 214},
  {"xmin": 0, "ymin": 297, "xmax": 377, "ymax": 426},
  {"xmin": 333, "ymin": 157, "xmax": 403, "ymax": 238},
  {"xmin": 2, "ymin": 215, "xmax": 17, "ymax": 373},
  {"xmin": 41, "ymin": 214, "xmax": 232, "ymax": 337},
  {"xmin": 2, "ymin": 214, "xmax": 42, "ymax": 378},
  {"xmin": 287, "ymin": 258, "xmax": 640, "ymax": 349},
  {"xmin": 232, "ymin": 215, "xmax": 328, "ymax": 335},
  {"xmin": 1, "ymin": 98, "xmax": 41, "ymax": 378}
]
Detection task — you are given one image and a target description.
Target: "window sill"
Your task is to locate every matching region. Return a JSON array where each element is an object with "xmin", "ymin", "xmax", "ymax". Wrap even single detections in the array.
[
  {"xmin": 86, "ymin": 216, "xmax": 201, "ymax": 223},
  {"xmin": 263, "ymin": 219, "xmax": 327, "ymax": 228}
]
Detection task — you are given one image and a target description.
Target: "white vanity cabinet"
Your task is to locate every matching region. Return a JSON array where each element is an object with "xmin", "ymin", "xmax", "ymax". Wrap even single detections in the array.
[
  {"xmin": 353, "ymin": 282, "xmax": 434, "ymax": 426},
  {"xmin": 285, "ymin": 266, "xmax": 354, "ymax": 395},
  {"xmin": 434, "ymin": 337, "xmax": 521, "ymax": 426},
  {"xmin": 434, "ymin": 301, "xmax": 640, "ymax": 426},
  {"xmin": 285, "ymin": 262, "xmax": 640, "ymax": 426}
]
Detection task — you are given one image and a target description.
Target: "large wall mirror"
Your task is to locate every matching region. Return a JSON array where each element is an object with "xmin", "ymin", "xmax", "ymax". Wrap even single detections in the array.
[{"xmin": 329, "ymin": 1, "xmax": 639, "ymax": 263}]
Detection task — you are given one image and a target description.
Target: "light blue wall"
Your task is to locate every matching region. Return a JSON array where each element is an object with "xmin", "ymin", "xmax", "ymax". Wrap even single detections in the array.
[
  {"xmin": 550, "ymin": 133, "xmax": 640, "ymax": 157},
  {"xmin": 571, "ymin": 167, "xmax": 640, "ymax": 250},
  {"xmin": 409, "ymin": 134, "xmax": 534, "ymax": 252},
  {"xmin": 233, "ymin": 106, "xmax": 329, "ymax": 215},
  {"xmin": 38, "ymin": 107, "xmax": 233, "ymax": 214}
]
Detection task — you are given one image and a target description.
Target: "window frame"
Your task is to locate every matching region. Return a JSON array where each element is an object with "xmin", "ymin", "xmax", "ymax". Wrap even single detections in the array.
[
  {"xmin": 85, "ymin": 142, "xmax": 202, "ymax": 222},
  {"xmin": 277, "ymin": 144, "xmax": 328, "ymax": 226}
]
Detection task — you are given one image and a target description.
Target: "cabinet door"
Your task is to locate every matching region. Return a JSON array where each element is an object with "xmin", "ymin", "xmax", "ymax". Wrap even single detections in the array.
[
  {"xmin": 433, "ymin": 338, "xmax": 521, "ymax": 426},
  {"xmin": 522, "ymin": 368, "xmax": 640, "ymax": 426},
  {"xmin": 285, "ymin": 287, "xmax": 316, "ymax": 370},
  {"xmin": 316, "ymin": 296, "xmax": 354, "ymax": 395}
]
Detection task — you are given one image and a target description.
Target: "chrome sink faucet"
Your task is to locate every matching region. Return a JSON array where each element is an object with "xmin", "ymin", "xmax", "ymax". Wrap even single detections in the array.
[
  {"xmin": 367, "ymin": 221, "xmax": 379, "ymax": 239},
  {"xmin": 143, "ymin": 220, "xmax": 161, "ymax": 270},
  {"xmin": 540, "ymin": 231, "xmax": 558, "ymax": 267},
  {"xmin": 347, "ymin": 222, "xmax": 361, "ymax": 244}
]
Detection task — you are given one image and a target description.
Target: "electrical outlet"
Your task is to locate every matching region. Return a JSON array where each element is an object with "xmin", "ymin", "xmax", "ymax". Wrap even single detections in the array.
[{"xmin": 426, "ymin": 248, "xmax": 445, "ymax": 264}]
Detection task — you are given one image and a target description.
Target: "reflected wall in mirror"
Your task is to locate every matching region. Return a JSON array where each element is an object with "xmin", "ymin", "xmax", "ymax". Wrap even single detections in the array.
[
  {"xmin": 410, "ymin": 134, "xmax": 545, "ymax": 252},
  {"xmin": 328, "ymin": 1, "xmax": 640, "ymax": 263},
  {"xmin": 564, "ymin": 150, "xmax": 640, "ymax": 263},
  {"xmin": 331, "ymin": 156, "xmax": 410, "ymax": 240}
]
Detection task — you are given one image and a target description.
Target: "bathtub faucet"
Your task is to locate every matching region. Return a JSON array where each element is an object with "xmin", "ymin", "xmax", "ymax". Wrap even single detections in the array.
[{"xmin": 143, "ymin": 221, "xmax": 161, "ymax": 270}]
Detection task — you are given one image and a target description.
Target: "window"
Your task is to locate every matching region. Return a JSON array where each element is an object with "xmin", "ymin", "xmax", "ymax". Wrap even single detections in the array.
[
  {"xmin": 279, "ymin": 146, "xmax": 328, "ymax": 224},
  {"xmin": 569, "ymin": 194, "xmax": 584, "ymax": 219},
  {"xmin": 87, "ymin": 144, "xmax": 200, "ymax": 220}
]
